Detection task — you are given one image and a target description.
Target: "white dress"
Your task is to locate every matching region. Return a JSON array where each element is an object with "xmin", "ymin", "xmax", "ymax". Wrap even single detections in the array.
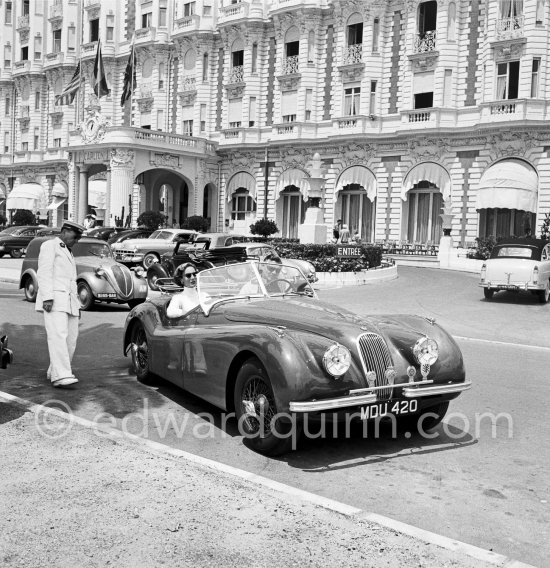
[{"xmin": 166, "ymin": 288, "xmax": 200, "ymax": 318}]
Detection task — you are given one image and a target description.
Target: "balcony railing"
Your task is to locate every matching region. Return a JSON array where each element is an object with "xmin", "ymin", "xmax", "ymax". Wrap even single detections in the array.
[
  {"xmin": 342, "ymin": 44, "xmax": 363, "ymax": 65},
  {"xmin": 81, "ymin": 42, "xmax": 97, "ymax": 55},
  {"xmin": 281, "ymin": 55, "xmax": 299, "ymax": 75},
  {"xmin": 412, "ymin": 30, "xmax": 437, "ymax": 53},
  {"xmin": 174, "ymin": 15, "xmax": 200, "ymax": 32},
  {"xmin": 229, "ymin": 65, "xmax": 244, "ymax": 83},
  {"xmin": 496, "ymin": 16, "xmax": 524, "ymax": 39},
  {"xmin": 181, "ymin": 76, "xmax": 196, "ymax": 91},
  {"xmin": 17, "ymin": 15, "xmax": 29, "ymax": 29},
  {"xmin": 135, "ymin": 27, "xmax": 156, "ymax": 42},
  {"xmin": 490, "ymin": 102, "xmax": 517, "ymax": 115},
  {"xmin": 219, "ymin": 2, "xmax": 249, "ymax": 23},
  {"xmin": 408, "ymin": 110, "xmax": 432, "ymax": 122},
  {"xmin": 84, "ymin": 0, "xmax": 101, "ymax": 9}
]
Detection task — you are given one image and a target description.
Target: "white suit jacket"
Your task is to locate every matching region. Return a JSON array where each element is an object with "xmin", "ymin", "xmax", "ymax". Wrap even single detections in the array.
[{"xmin": 35, "ymin": 237, "xmax": 80, "ymax": 316}]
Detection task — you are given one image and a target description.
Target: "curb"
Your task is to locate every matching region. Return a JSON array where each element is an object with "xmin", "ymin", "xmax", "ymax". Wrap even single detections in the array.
[{"xmin": 0, "ymin": 390, "xmax": 534, "ymax": 568}]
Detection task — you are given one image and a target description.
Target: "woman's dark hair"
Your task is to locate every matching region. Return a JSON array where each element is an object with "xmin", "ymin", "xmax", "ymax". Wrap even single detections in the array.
[{"xmin": 174, "ymin": 262, "xmax": 196, "ymax": 287}]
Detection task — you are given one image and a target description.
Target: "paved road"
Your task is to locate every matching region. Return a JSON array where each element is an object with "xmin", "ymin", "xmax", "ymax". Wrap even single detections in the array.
[{"xmin": 1, "ymin": 266, "xmax": 548, "ymax": 566}]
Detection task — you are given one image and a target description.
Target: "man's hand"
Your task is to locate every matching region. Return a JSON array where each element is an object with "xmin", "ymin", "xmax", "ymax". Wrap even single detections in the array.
[{"xmin": 43, "ymin": 300, "xmax": 53, "ymax": 313}]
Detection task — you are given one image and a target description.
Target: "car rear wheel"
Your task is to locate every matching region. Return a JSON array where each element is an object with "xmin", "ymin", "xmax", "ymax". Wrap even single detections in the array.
[
  {"xmin": 538, "ymin": 280, "xmax": 550, "ymax": 304},
  {"xmin": 77, "ymin": 281, "xmax": 95, "ymax": 310},
  {"xmin": 234, "ymin": 357, "xmax": 300, "ymax": 456},
  {"xmin": 483, "ymin": 288, "xmax": 494, "ymax": 300},
  {"xmin": 143, "ymin": 253, "xmax": 159, "ymax": 270},
  {"xmin": 23, "ymin": 276, "xmax": 38, "ymax": 303},
  {"xmin": 10, "ymin": 249, "xmax": 22, "ymax": 259},
  {"xmin": 130, "ymin": 323, "xmax": 154, "ymax": 383}
]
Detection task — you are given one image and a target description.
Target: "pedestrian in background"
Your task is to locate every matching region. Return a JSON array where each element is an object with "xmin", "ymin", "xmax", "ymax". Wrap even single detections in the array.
[
  {"xmin": 338, "ymin": 224, "xmax": 351, "ymax": 244},
  {"xmin": 333, "ymin": 219, "xmax": 342, "ymax": 242},
  {"xmin": 36, "ymin": 221, "xmax": 85, "ymax": 388}
]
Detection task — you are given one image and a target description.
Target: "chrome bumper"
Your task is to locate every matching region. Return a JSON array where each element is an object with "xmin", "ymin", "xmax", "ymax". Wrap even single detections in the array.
[{"xmin": 288, "ymin": 381, "xmax": 472, "ymax": 413}]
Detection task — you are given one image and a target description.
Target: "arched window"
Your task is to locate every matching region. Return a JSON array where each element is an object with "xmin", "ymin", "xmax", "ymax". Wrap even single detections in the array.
[
  {"xmin": 337, "ymin": 184, "xmax": 375, "ymax": 242},
  {"xmin": 284, "ymin": 27, "xmax": 300, "ymax": 74},
  {"xmin": 252, "ymin": 42, "xmax": 258, "ymax": 72},
  {"xmin": 344, "ymin": 13, "xmax": 363, "ymax": 64},
  {"xmin": 447, "ymin": 2, "xmax": 456, "ymax": 40},
  {"xmin": 230, "ymin": 38, "xmax": 244, "ymax": 82},
  {"xmin": 405, "ymin": 181, "xmax": 443, "ymax": 244},
  {"xmin": 231, "ymin": 188, "xmax": 256, "ymax": 220}
]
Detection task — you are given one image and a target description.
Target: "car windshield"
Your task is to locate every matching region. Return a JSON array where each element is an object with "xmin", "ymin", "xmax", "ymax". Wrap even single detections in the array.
[
  {"xmin": 74, "ymin": 242, "xmax": 113, "ymax": 258},
  {"xmin": 197, "ymin": 261, "xmax": 315, "ymax": 315}
]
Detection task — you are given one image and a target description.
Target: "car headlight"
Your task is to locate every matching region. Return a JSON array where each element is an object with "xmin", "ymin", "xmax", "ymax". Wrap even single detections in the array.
[
  {"xmin": 322, "ymin": 343, "xmax": 351, "ymax": 378},
  {"xmin": 95, "ymin": 267, "xmax": 106, "ymax": 277},
  {"xmin": 413, "ymin": 336, "xmax": 439, "ymax": 366},
  {"xmin": 133, "ymin": 267, "xmax": 145, "ymax": 278}
]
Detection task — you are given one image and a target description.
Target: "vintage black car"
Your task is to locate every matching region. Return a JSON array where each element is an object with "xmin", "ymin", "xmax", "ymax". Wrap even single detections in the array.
[
  {"xmin": 84, "ymin": 226, "xmax": 127, "ymax": 241},
  {"xmin": 0, "ymin": 225, "xmax": 42, "ymax": 258},
  {"xmin": 107, "ymin": 228, "xmax": 154, "ymax": 245}
]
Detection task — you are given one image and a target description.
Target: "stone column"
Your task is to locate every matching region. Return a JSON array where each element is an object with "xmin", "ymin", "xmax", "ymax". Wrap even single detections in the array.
[
  {"xmin": 69, "ymin": 161, "xmax": 78, "ymax": 221},
  {"xmin": 104, "ymin": 167, "xmax": 111, "ymax": 227},
  {"xmin": 109, "ymin": 149, "xmax": 135, "ymax": 227},
  {"xmin": 78, "ymin": 166, "xmax": 89, "ymax": 224}
]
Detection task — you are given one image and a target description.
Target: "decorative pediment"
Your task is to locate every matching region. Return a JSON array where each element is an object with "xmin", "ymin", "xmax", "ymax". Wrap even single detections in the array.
[
  {"xmin": 338, "ymin": 63, "xmax": 365, "ymax": 83},
  {"xmin": 225, "ymin": 82, "xmax": 246, "ymax": 99},
  {"xmin": 408, "ymin": 52, "xmax": 439, "ymax": 72},
  {"xmin": 280, "ymin": 147, "xmax": 310, "ymax": 169},
  {"xmin": 110, "ymin": 149, "xmax": 135, "ymax": 168},
  {"xmin": 336, "ymin": 142, "xmax": 376, "ymax": 168},
  {"xmin": 226, "ymin": 151, "xmax": 254, "ymax": 171},
  {"xmin": 276, "ymin": 74, "xmax": 301, "ymax": 91},
  {"xmin": 177, "ymin": 90, "xmax": 197, "ymax": 106},
  {"xmin": 150, "ymin": 153, "xmax": 181, "ymax": 169},
  {"xmin": 487, "ymin": 131, "xmax": 541, "ymax": 160},
  {"xmin": 137, "ymin": 98, "xmax": 154, "ymax": 113},
  {"xmin": 408, "ymin": 138, "xmax": 450, "ymax": 162},
  {"xmin": 49, "ymin": 111, "xmax": 64, "ymax": 127},
  {"xmin": 77, "ymin": 108, "xmax": 111, "ymax": 144},
  {"xmin": 491, "ymin": 38, "xmax": 526, "ymax": 61}
]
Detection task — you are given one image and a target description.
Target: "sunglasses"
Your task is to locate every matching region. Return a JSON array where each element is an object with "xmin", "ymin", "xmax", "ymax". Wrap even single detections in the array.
[{"xmin": 184, "ymin": 272, "xmax": 197, "ymax": 278}]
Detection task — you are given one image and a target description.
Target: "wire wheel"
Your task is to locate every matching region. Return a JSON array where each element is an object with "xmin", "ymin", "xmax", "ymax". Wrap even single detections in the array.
[{"xmin": 234, "ymin": 357, "xmax": 299, "ymax": 456}]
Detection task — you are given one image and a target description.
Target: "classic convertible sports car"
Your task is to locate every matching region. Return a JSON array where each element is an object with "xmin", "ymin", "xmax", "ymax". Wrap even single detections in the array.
[
  {"xmin": 20, "ymin": 237, "xmax": 148, "ymax": 310},
  {"xmin": 124, "ymin": 261, "xmax": 471, "ymax": 456},
  {"xmin": 480, "ymin": 238, "xmax": 550, "ymax": 303}
]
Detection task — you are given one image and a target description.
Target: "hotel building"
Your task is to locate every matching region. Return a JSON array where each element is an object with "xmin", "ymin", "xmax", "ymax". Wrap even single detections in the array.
[{"xmin": 0, "ymin": 0, "xmax": 548, "ymax": 245}]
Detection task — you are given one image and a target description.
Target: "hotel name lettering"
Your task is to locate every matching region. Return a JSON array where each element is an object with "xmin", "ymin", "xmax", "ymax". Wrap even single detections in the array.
[
  {"xmin": 83, "ymin": 151, "xmax": 108, "ymax": 163},
  {"xmin": 336, "ymin": 245, "xmax": 362, "ymax": 258}
]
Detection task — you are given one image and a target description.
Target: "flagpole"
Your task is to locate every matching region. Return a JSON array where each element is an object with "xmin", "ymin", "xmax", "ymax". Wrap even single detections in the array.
[{"xmin": 130, "ymin": 36, "xmax": 135, "ymax": 128}]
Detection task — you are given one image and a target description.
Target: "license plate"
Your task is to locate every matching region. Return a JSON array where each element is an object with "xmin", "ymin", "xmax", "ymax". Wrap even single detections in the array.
[
  {"xmin": 497, "ymin": 285, "xmax": 518, "ymax": 290},
  {"xmin": 360, "ymin": 399, "xmax": 418, "ymax": 420},
  {"xmin": 97, "ymin": 293, "xmax": 117, "ymax": 299}
]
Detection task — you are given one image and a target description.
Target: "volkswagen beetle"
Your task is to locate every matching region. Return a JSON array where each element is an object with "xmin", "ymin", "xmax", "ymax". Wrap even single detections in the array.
[
  {"xmin": 20, "ymin": 237, "xmax": 148, "ymax": 310},
  {"xmin": 123, "ymin": 262, "xmax": 471, "ymax": 456}
]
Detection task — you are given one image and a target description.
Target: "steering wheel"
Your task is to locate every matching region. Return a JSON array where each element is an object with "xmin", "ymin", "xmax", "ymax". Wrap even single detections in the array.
[{"xmin": 266, "ymin": 278, "xmax": 293, "ymax": 294}]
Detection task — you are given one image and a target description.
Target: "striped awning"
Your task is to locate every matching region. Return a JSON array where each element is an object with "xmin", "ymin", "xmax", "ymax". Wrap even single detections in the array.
[
  {"xmin": 335, "ymin": 166, "xmax": 377, "ymax": 201},
  {"xmin": 276, "ymin": 168, "xmax": 309, "ymax": 198},
  {"xmin": 6, "ymin": 183, "xmax": 47, "ymax": 211},
  {"xmin": 226, "ymin": 171, "xmax": 256, "ymax": 201},
  {"xmin": 402, "ymin": 162, "xmax": 451, "ymax": 201},
  {"xmin": 476, "ymin": 159, "xmax": 538, "ymax": 213}
]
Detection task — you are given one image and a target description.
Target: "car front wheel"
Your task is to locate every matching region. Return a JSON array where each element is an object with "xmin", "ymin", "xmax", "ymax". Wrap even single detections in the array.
[
  {"xmin": 538, "ymin": 280, "xmax": 550, "ymax": 304},
  {"xmin": 10, "ymin": 249, "xmax": 22, "ymax": 259},
  {"xmin": 24, "ymin": 276, "xmax": 38, "ymax": 303},
  {"xmin": 483, "ymin": 288, "xmax": 494, "ymax": 300},
  {"xmin": 234, "ymin": 357, "xmax": 300, "ymax": 456},
  {"xmin": 77, "ymin": 281, "xmax": 95, "ymax": 310}
]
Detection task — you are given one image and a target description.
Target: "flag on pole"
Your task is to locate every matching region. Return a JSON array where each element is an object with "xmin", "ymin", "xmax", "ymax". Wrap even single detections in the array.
[
  {"xmin": 93, "ymin": 39, "xmax": 110, "ymax": 98},
  {"xmin": 120, "ymin": 42, "xmax": 136, "ymax": 107},
  {"xmin": 55, "ymin": 62, "xmax": 81, "ymax": 106}
]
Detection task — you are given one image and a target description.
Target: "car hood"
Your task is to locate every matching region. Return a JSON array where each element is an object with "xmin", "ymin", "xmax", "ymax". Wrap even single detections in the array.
[
  {"xmin": 221, "ymin": 297, "xmax": 443, "ymax": 349},
  {"xmin": 113, "ymin": 238, "xmax": 160, "ymax": 249}
]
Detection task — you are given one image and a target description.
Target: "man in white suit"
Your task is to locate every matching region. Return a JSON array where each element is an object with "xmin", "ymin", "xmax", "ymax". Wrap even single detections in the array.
[{"xmin": 36, "ymin": 221, "xmax": 85, "ymax": 388}]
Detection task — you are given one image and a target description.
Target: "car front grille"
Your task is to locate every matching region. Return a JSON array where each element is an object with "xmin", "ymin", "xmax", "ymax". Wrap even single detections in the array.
[
  {"xmin": 357, "ymin": 333, "xmax": 395, "ymax": 400},
  {"xmin": 110, "ymin": 264, "xmax": 133, "ymax": 298}
]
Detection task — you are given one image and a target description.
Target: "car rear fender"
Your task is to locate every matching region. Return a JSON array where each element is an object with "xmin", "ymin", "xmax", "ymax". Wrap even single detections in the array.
[{"xmin": 147, "ymin": 263, "xmax": 169, "ymax": 280}]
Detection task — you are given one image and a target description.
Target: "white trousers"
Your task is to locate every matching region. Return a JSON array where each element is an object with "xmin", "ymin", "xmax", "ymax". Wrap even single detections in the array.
[{"xmin": 43, "ymin": 311, "xmax": 79, "ymax": 382}]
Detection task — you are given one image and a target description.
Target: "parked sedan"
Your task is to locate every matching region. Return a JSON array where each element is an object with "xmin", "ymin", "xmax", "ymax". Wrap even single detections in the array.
[
  {"xmin": 84, "ymin": 226, "xmax": 127, "ymax": 241},
  {"xmin": 107, "ymin": 228, "xmax": 154, "ymax": 245},
  {"xmin": 124, "ymin": 261, "xmax": 471, "ymax": 456},
  {"xmin": 0, "ymin": 225, "xmax": 42, "ymax": 258},
  {"xmin": 20, "ymin": 237, "xmax": 148, "ymax": 310},
  {"xmin": 480, "ymin": 238, "xmax": 550, "ymax": 303},
  {"xmin": 112, "ymin": 228, "xmax": 196, "ymax": 269}
]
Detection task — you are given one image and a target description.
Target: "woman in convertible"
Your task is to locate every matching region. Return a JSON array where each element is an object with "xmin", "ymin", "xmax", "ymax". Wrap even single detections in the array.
[{"xmin": 166, "ymin": 262, "xmax": 200, "ymax": 318}]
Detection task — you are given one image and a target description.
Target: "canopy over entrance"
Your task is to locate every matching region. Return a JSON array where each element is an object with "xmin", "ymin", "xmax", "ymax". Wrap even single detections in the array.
[
  {"xmin": 227, "ymin": 171, "xmax": 256, "ymax": 201},
  {"xmin": 6, "ymin": 183, "xmax": 46, "ymax": 210},
  {"xmin": 476, "ymin": 159, "xmax": 538, "ymax": 212},
  {"xmin": 276, "ymin": 168, "xmax": 309, "ymax": 199},
  {"xmin": 402, "ymin": 162, "xmax": 451, "ymax": 201},
  {"xmin": 335, "ymin": 166, "xmax": 377, "ymax": 201}
]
